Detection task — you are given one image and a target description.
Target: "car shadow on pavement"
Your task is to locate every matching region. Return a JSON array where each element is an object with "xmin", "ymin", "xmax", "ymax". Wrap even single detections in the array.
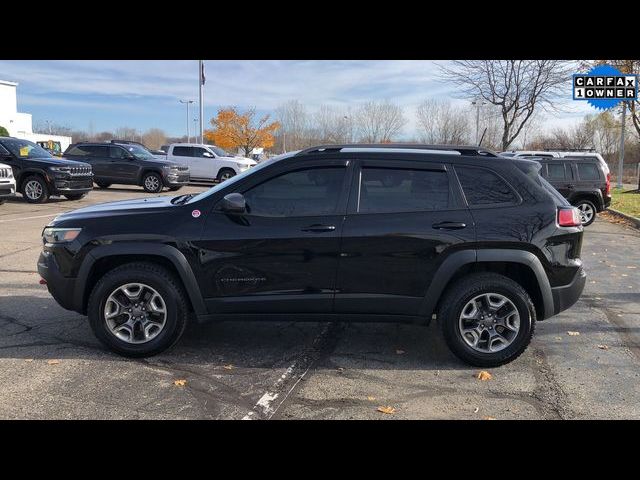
[{"xmin": 0, "ymin": 294, "xmax": 473, "ymax": 371}]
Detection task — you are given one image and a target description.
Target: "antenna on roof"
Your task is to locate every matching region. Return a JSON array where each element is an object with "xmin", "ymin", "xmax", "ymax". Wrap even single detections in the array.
[{"xmin": 478, "ymin": 127, "xmax": 487, "ymax": 147}]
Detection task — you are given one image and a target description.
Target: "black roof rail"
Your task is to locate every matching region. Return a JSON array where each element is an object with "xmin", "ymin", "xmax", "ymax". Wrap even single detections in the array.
[
  {"xmin": 543, "ymin": 148, "xmax": 596, "ymax": 152},
  {"xmin": 294, "ymin": 143, "xmax": 498, "ymax": 157}
]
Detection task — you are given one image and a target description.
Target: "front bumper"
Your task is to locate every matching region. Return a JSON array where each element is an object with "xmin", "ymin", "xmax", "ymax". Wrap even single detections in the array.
[
  {"xmin": 164, "ymin": 172, "xmax": 190, "ymax": 186},
  {"xmin": 37, "ymin": 250, "xmax": 81, "ymax": 312},
  {"xmin": 551, "ymin": 266, "xmax": 586, "ymax": 316},
  {"xmin": 51, "ymin": 176, "xmax": 94, "ymax": 195},
  {"xmin": 0, "ymin": 183, "xmax": 16, "ymax": 198}
]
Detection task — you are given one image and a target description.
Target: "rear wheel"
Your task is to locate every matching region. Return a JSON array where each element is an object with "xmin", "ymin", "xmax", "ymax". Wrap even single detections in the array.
[
  {"xmin": 142, "ymin": 172, "xmax": 163, "ymax": 193},
  {"xmin": 95, "ymin": 181, "xmax": 112, "ymax": 189},
  {"xmin": 217, "ymin": 168, "xmax": 236, "ymax": 183},
  {"xmin": 22, "ymin": 175, "xmax": 50, "ymax": 203},
  {"xmin": 438, "ymin": 273, "xmax": 536, "ymax": 367},
  {"xmin": 87, "ymin": 262, "xmax": 189, "ymax": 357},
  {"xmin": 575, "ymin": 199, "xmax": 597, "ymax": 226}
]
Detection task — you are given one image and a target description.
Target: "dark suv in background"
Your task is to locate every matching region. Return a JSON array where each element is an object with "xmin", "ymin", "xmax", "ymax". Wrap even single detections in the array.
[
  {"xmin": 38, "ymin": 144, "xmax": 585, "ymax": 367},
  {"xmin": 500, "ymin": 151, "xmax": 611, "ymax": 226},
  {"xmin": 63, "ymin": 141, "xmax": 189, "ymax": 193},
  {"xmin": 0, "ymin": 137, "xmax": 93, "ymax": 203}
]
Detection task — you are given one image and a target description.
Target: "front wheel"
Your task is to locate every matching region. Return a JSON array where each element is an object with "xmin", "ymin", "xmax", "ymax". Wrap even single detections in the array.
[
  {"xmin": 64, "ymin": 193, "xmax": 87, "ymax": 201},
  {"xmin": 217, "ymin": 168, "xmax": 236, "ymax": 183},
  {"xmin": 22, "ymin": 175, "xmax": 50, "ymax": 203},
  {"xmin": 438, "ymin": 273, "xmax": 536, "ymax": 367},
  {"xmin": 87, "ymin": 262, "xmax": 189, "ymax": 357},
  {"xmin": 142, "ymin": 172, "xmax": 163, "ymax": 193},
  {"xmin": 575, "ymin": 199, "xmax": 597, "ymax": 226}
]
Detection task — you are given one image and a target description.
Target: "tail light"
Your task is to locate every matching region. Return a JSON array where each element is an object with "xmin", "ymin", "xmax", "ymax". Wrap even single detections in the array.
[
  {"xmin": 558, "ymin": 207, "xmax": 581, "ymax": 227},
  {"xmin": 605, "ymin": 173, "xmax": 611, "ymax": 196}
]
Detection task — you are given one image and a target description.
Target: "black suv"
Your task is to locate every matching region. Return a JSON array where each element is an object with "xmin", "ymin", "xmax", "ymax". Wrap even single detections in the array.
[
  {"xmin": 63, "ymin": 141, "xmax": 189, "ymax": 193},
  {"xmin": 0, "ymin": 137, "xmax": 93, "ymax": 203},
  {"xmin": 37, "ymin": 144, "xmax": 586, "ymax": 367},
  {"xmin": 533, "ymin": 156, "xmax": 611, "ymax": 226}
]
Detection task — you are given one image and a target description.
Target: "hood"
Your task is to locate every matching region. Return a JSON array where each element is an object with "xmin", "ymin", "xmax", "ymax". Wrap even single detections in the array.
[
  {"xmin": 51, "ymin": 195, "xmax": 176, "ymax": 224},
  {"xmin": 32, "ymin": 156, "xmax": 91, "ymax": 167}
]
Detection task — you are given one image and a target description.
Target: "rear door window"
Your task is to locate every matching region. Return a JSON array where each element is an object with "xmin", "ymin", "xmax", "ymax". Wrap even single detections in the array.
[
  {"xmin": 109, "ymin": 146, "xmax": 129, "ymax": 159},
  {"xmin": 172, "ymin": 146, "xmax": 192, "ymax": 157},
  {"xmin": 455, "ymin": 166, "xmax": 519, "ymax": 206},
  {"xmin": 358, "ymin": 167, "xmax": 451, "ymax": 213}
]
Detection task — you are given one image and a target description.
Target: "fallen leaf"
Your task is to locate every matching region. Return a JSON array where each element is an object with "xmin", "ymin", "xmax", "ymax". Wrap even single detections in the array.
[
  {"xmin": 377, "ymin": 406, "xmax": 396, "ymax": 414},
  {"xmin": 367, "ymin": 396, "xmax": 376, "ymax": 401},
  {"xmin": 24, "ymin": 358, "xmax": 34, "ymax": 363},
  {"xmin": 567, "ymin": 331, "xmax": 580, "ymax": 336},
  {"xmin": 223, "ymin": 364, "xmax": 234, "ymax": 370},
  {"xmin": 473, "ymin": 407, "xmax": 479, "ymax": 413},
  {"xmin": 47, "ymin": 359, "xmax": 60, "ymax": 365},
  {"xmin": 590, "ymin": 280, "xmax": 596, "ymax": 284},
  {"xmin": 597, "ymin": 344, "xmax": 609, "ymax": 350},
  {"xmin": 173, "ymin": 379, "xmax": 187, "ymax": 387},
  {"xmin": 477, "ymin": 371, "xmax": 492, "ymax": 381},
  {"xmin": 395, "ymin": 349, "xmax": 405, "ymax": 355},
  {"xmin": 482, "ymin": 416, "xmax": 496, "ymax": 420}
]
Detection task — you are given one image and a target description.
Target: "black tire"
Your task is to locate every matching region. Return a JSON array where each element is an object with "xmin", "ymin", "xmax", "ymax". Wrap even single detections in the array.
[
  {"xmin": 438, "ymin": 273, "xmax": 536, "ymax": 368},
  {"xmin": 95, "ymin": 181, "xmax": 112, "ymax": 189},
  {"xmin": 574, "ymin": 199, "xmax": 597, "ymax": 227},
  {"xmin": 64, "ymin": 193, "xmax": 87, "ymax": 201},
  {"xmin": 87, "ymin": 262, "xmax": 189, "ymax": 357},
  {"xmin": 168, "ymin": 186, "xmax": 183, "ymax": 192},
  {"xmin": 22, "ymin": 175, "xmax": 50, "ymax": 203},
  {"xmin": 217, "ymin": 168, "xmax": 236, "ymax": 183},
  {"xmin": 0, "ymin": 199, "xmax": 5, "ymax": 205},
  {"xmin": 142, "ymin": 172, "xmax": 163, "ymax": 193}
]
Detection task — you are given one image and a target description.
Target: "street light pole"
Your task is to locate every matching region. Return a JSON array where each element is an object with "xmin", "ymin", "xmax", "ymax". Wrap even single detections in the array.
[
  {"xmin": 179, "ymin": 100, "xmax": 195, "ymax": 143},
  {"xmin": 617, "ymin": 101, "xmax": 627, "ymax": 189},
  {"xmin": 471, "ymin": 98, "xmax": 486, "ymax": 145}
]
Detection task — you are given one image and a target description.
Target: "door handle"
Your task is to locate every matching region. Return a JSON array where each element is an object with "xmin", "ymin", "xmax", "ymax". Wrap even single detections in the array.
[
  {"xmin": 432, "ymin": 221, "xmax": 466, "ymax": 230},
  {"xmin": 301, "ymin": 224, "xmax": 336, "ymax": 233}
]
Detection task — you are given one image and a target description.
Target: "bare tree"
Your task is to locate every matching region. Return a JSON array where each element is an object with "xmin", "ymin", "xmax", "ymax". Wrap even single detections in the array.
[
  {"xmin": 415, "ymin": 99, "xmax": 471, "ymax": 144},
  {"xmin": 33, "ymin": 121, "xmax": 73, "ymax": 136},
  {"xmin": 142, "ymin": 128, "xmax": 167, "ymax": 150},
  {"xmin": 114, "ymin": 127, "xmax": 139, "ymax": 141},
  {"xmin": 275, "ymin": 100, "xmax": 310, "ymax": 152},
  {"xmin": 355, "ymin": 100, "xmax": 406, "ymax": 143},
  {"xmin": 439, "ymin": 60, "xmax": 571, "ymax": 150}
]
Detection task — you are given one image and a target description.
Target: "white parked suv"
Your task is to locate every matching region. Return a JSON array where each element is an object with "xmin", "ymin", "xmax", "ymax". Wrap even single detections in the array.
[
  {"xmin": 0, "ymin": 162, "xmax": 16, "ymax": 205},
  {"xmin": 165, "ymin": 143, "xmax": 257, "ymax": 182}
]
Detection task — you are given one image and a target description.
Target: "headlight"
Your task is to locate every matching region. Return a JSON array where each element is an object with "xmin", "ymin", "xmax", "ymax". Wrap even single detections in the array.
[
  {"xmin": 237, "ymin": 163, "xmax": 250, "ymax": 171},
  {"xmin": 42, "ymin": 227, "xmax": 82, "ymax": 244},
  {"xmin": 49, "ymin": 166, "xmax": 71, "ymax": 173}
]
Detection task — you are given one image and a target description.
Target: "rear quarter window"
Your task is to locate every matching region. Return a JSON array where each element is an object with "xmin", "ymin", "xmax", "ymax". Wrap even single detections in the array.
[
  {"xmin": 576, "ymin": 163, "xmax": 600, "ymax": 180},
  {"xmin": 455, "ymin": 165, "xmax": 519, "ymax": 206}
]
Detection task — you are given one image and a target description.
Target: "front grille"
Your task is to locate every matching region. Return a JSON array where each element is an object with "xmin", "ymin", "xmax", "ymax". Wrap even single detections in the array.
[
  {"xmin": 69, "ymin": 166, "xmax": 92, "ymax": 176},
  {"xmin": 0, "ymin": 168, "xmax": 10, "ymax": 178}
]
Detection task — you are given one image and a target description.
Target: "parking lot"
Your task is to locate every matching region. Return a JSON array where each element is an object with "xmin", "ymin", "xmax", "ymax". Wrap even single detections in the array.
[{"xmin": 1, "ymin": 186, "xmax": 640, "ymax": 419}]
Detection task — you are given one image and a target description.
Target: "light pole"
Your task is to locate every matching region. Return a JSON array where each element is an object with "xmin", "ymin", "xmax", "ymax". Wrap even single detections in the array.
[
  {"xmin": 179, "ymin": 100, "xmax": 195, "ymax": 142},
  {"xmin": 471, "ymin": 98, "xmax": 487, "ymax": 145},
  {"xmin": 617, "ymin": 102, "xmax": 627, "ymax": 189}
]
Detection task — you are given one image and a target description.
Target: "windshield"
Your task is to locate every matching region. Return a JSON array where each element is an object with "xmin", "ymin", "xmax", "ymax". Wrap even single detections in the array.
[
  {"xmin": 2, "ymin": 138, "xmax": 52, "ymax": 159},
  {"xmin": 209, "ymin": 146, "xmax": 230, "ymax": 157},
  {"xmin": 124, "ymin": 144, "xmax": 156, "ymax": 160},
  {"xmin": 187, "ymin": 152, "xmax": 295, "ymax": 204}
]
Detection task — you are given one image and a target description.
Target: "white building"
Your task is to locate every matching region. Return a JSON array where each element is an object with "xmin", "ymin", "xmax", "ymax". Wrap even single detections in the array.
[{"xmin": 0, "ymin": 80, "xmax": 72, "ymax": 151}]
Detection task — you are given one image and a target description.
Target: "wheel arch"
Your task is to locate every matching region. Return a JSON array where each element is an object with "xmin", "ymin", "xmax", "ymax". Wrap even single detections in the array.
[
  {"xmin": 138, "ymin": 168, "xmax": 163, "ymax": 185},
  {"xmin": 17, "ymin": 168, "xmax": 50, "ymax": 191},
  {"xmin": 571, "ymin": 191, "xmax": 603, "ymax": 211},
  {"xmin": 76, "ymin": 243, "xmax": 207, "ymax": 316},
  {"xmin": 421, "ymin": 249, "xmax": 554, "ymax": 321}
]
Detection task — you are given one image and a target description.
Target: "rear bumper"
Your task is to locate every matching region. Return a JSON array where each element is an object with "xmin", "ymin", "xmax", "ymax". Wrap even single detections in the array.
[
  {"xmin": 603, "ymin": 195, "xmax": 612, "ymax": 210},
  {"xmin": 37, "ymin": 250, "xmax": 81, "ymax": 312},
  {"xmin": 551, "ymin": 266, "xmax": 586, "ymax": 316}
]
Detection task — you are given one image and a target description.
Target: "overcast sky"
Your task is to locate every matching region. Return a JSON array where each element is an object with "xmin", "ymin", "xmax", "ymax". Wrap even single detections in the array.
[{"xmin": 0, "ymin": 60, "xmax": 594, "ymax": 137}]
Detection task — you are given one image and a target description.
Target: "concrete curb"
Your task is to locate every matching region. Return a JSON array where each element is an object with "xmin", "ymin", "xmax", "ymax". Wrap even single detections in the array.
[{"xmin": 606, "ymin": 208, "xmax": 640, "ymax": 229}]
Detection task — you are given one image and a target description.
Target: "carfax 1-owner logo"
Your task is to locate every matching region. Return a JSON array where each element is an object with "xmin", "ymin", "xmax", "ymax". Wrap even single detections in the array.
[{"xmin": 573, "ymin": 64, "xmax": 638, "ymax": 110}]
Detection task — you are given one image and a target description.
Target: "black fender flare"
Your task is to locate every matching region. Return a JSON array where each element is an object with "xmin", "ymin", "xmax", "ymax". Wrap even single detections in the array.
[
  {"xmin": 75, "ymin": 242, "xmax": 207, "ymax": 315},
  {"xmin": 419, "ymin": 249, "xmax": 554, "ymax": 320},
  {"xmin": 571, "ymin": 190, "xmax": 604, "ymax": 211},
  {"xmin": 17, "ymin": 168, "xmax": 51, "ymax": 190},
  {"xmin": 138, "ymin": 168, "xmax": 164, "ymax": 186}
]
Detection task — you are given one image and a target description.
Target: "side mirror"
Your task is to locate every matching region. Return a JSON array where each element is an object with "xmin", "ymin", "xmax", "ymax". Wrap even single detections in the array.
[
  {"xmin": 220, "ymin": 193, "xmax": 246, "ymax": 214},
  {"xmin": 202, "ymin": 152, "xmax": 214, "ymax": 158}
]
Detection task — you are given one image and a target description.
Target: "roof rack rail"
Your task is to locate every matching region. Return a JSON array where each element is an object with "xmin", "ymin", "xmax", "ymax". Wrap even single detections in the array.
[
  {"xmin": 295, "ymin": 144, "xmax": 498, "ymax": 157},
  {"xmin": 543, "ymin": 148, "xmax": 596, "ymax": 152}
]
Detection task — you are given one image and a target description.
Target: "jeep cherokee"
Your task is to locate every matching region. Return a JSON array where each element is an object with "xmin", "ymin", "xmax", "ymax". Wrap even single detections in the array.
[{"xmin": 37, "ymin": 144, "xmax": 586, "ymax": 367}]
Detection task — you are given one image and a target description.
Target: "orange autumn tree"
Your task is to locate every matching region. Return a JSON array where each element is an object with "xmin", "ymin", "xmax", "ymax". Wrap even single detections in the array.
[{"xmin": 204, "ymin": 107, "xmax": 280, "ymax": 156}]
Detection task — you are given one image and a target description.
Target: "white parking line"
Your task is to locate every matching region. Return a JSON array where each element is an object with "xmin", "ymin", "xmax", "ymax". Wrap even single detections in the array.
[{"xmin": 0, "ymin": 213, "xmax": 64, "ymax": 223}]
